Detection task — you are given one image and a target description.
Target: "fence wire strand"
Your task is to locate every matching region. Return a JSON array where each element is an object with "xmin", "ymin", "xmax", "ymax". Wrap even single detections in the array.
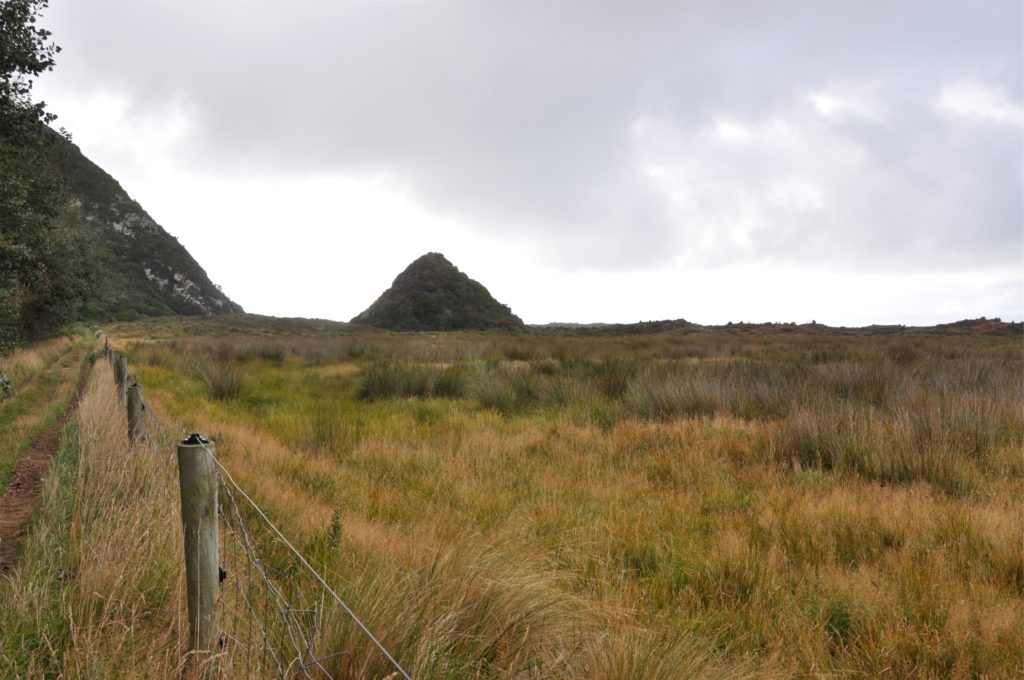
[{"xmin": 138, "ymin": 393, "xmax": 410, "ymax": 680}]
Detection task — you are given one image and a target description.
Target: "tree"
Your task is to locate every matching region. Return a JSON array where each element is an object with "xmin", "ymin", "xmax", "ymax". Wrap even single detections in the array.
[
  {"xmin": 0, "ymin": 0, "xmax": 60, "ymax": 135},
  {"xmin": 0, "ymin": 0, "xmax": 91, "ymax": 353}
]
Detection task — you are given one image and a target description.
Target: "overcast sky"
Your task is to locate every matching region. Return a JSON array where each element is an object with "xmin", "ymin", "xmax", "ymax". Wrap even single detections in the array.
[{"xmin": 35, "ymin": 0, "xmax": 1023, "ymax": 325}]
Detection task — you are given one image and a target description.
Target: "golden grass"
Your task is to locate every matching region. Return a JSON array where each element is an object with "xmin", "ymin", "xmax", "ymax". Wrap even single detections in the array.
[
  {"xmin": 0, "ymin": 336, "xmax": 71, "ymax": 386},
  {"xmin": 0, "ymin": 360, "xmax": 189, "ymax": 678},
  {"xmin": 108, "ymin": 329, "xmax": 1022, "ymax": 677},
  {"xmin": 4, "ymin": 326, "xmax": 1022, "ymax": 678},
  {"xmin": 63, "ymin": 363, "xmax": 187, "ymax": 678},
  {"xmin": 0, "ymin": 337, "xmax": 92, "ymax": 491}
]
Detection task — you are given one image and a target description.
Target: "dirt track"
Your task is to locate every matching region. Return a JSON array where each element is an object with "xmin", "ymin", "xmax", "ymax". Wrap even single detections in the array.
[{"xmin": 0, "ymin": 355, "xmax": 92, "ymax": 572}]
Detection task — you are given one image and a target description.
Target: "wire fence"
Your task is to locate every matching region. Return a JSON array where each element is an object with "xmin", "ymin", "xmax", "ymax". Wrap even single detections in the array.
[{"xmin": 136, "ymin": 381, "xmax": 411, "ymax": 680}]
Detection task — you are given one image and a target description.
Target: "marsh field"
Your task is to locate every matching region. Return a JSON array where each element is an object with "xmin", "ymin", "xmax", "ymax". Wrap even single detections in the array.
[{"xmin": 3, "ymin": 318, "xmax": 1021, "ymax": 679}]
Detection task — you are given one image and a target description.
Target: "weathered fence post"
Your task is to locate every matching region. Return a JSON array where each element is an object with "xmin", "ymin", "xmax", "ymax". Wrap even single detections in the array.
[
  {"xmin": 114, "ymin": 356, "xmax": 128, "ymax": 402},
  {"xmin": 103, "ymin": 335, "xmax": 110, "ymax": 358},
  {"xmin": 176, "ymin": 434, "xmax": 219, "ymax": 659},
  {"xmin": 127, "ymin": 381, "xmax": 145, "ymax": 445}
]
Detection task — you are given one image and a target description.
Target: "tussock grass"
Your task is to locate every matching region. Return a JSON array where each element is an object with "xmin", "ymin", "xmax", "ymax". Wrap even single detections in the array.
[
  {"xmin": 0, "ymin": 338, "xmax": 90, "ymax": 490},
  {"xmin": 0, "ymin": 361, "xmax": 187, "ymax": 678},
  {"xmin": 194, "ymin": 355, "xmax": 246, "ymax": 400},
  {"xmin": 0, "ymin": 335, "xmax": 72, "ymax": 391},
  {"xmin": 8, "ymin": 327, "xmax": 1018, "ymax": 677},
  {"xmin": 348, "ymin": 347, "xmax": 1021, "ymax": 495},
  {"xmin": 64, "ymin": 367, "xmax": 185, "ymax": 677},
  {"xmin": 359, "ymin": 360, "xmax": 469, "ymax": 400},
  {"xmin": 314, "ymin": 544, "xmax": 772, "ymax": 679}
]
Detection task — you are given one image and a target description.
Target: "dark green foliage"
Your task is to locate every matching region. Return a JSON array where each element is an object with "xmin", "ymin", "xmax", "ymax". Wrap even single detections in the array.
[
  {"xmin": 47, "ymin": 137, "xmax": 244, "ymax": 320},
  {"xmin": 352, "ymin": 253, "xmax": 524, "ymax": 331},
  {"xmin": 0, "ymin": 0, "xmax": 93, "ymax": 351},
  {"xmin": 0, "ymin": 0, "xmax": 59, "ymax": 134},
  {"xmin": 1, "ymin": 0, "xmax": 238, "ymax": 353}
]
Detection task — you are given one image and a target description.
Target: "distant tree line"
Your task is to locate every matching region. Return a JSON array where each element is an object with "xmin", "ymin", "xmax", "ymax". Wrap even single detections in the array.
[{"xmin": 0, "ymin": 0, "xmax": 94, "ymax": 354}]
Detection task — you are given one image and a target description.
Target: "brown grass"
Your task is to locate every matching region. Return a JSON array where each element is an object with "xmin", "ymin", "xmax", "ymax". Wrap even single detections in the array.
[{"xmin": 3, "ymin": 324, "xmax": 1022, "ymax": 678}]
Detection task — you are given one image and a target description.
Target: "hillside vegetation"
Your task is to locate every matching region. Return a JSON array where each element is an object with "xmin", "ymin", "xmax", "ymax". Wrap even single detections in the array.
[
  {"xmin": 12, "ymin": 321, "xmax": 1007, "ymax": 678},
  {"xmin": 1, "ymin": 0, "xmax": 239, "ymax": 355},
  {"xmin": 50, "ymin": 135, "xmax": 243, "ymax": 321},
  {"xmin": 1, "ymin": 128, "xmax": 242, "ymax": 346},
  {"xmin": 352, "ymin": 253, "xmax": 524, "ymax": 331}
]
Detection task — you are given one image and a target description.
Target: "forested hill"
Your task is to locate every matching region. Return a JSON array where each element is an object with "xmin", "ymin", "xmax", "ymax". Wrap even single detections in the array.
[
  {"xmin": 353, "ymin": 252, "xmax": 524, "ymax": 331},
  {"xmin": 51, "ymin": 135, "xmax": 242, "ymax": 320}
]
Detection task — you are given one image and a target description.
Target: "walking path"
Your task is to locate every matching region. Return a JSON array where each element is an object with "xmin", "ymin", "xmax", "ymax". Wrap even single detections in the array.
[{"xmin": 0, "ymin": 354, "xmax": 92, "ymax": 572}]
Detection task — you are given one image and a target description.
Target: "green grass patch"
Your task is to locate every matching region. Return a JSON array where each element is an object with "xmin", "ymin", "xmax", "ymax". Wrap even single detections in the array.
[
  {"xmin": 0, "ymin": 419, "xmax": 80, "ymax": 676},
  {"xmin": 0, "ymin": 342, "xmax": 88, "ymax": 492}
]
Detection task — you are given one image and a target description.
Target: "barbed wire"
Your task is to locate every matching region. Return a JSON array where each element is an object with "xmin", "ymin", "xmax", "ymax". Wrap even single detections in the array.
[
  {"xmin": 135, "ymin": 386, "xmax": 411, "ymax": 680},
  {"xmin": 202, "ymin": 438, "xmax": 410, "ymax": 680},
  {"xmin": 217, "ymin": 465, "xmax": 330, "ymax": 679}
]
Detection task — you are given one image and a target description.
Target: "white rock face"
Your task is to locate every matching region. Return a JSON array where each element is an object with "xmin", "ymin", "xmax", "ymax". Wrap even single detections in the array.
[
  {"xmin": 140, "ymin": 263, "xmax": 221, "ymax": 314},
  {"xmin": 107, "ymin": 199, "xmax": 161, "ymax": 237},
  {"xmin": 142, "ymin": 266, "xmax": 169, "ymax": 290},
  {"xmin": 63, "ymin": 139, "xmax": 240, "ymax": 316},
  {"xmin": 94, "ymin": 199, "xmax": 230, "ymax": 311}
]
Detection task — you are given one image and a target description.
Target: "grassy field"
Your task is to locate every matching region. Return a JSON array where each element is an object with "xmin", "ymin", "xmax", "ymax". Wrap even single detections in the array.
[
  {"xmin": 0, "ymin": 333, "xmax": 92, "ymax": 491},
  {"xmin": 1, "ymin": 359, "xmax": 187, "ymax": 679},
  {"xmin": 2, "ymin": 320, "xmax": 1021, "ymax": 678},
  {"xmin": 110, "ymin": 321, "xmax": 1023, "ymax": 678}
]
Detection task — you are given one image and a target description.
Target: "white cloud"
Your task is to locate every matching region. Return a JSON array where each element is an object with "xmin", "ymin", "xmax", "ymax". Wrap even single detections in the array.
[
  {"xmin": 30, "ymin": 0, "xmax": 1024, "ymax": 324},
  {"xmin": 805, "ymin": 78, "xmax": 891, "ymax": 123},
  {"xmin": 713, "ymin": 120, "xmax": 753, "ymax": 144},
  {"xmin": 937, "ymin": 80, "xmax": 1023, "ymax": 126},
  {"xmin": 52, "ymin": 89, "xmax": 197, "ymax": 180},
  {"xmin": 767, "ymin": 180, "xmax": 826, "ymax": 212}
]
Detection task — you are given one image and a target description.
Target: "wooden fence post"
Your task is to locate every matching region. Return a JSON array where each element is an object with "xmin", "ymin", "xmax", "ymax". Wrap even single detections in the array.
[
  {"xmin": 176, "ymin": 434, "xmax": 219, "ymax": 658},
  {"xmin": 127, "ymin": 381, "xmax": 145, "ymax": 445},
  {"xmin": 114, "ymin": 356, "xmax": 128, "ymax": 402}
]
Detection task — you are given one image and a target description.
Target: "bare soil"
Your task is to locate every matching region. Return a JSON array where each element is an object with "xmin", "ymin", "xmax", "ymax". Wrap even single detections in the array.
[{"xmin": 0, "ymin": 355, "xmax": 91, "ymax": 572}]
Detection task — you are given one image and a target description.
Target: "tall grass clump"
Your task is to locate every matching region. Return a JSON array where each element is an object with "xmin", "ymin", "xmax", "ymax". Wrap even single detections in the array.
[
  {"xmin": 620, "ymin": 361, "xmax": 803, "ymax": 421},
  {"xmin": 303, "ymin": 402, "xmax": 364, "ymax": 454},
  {"xmin": 64, "ymin": 369, "xmax": 185, "ymax": 677},
  {"xmin": 194, "ymin": 355, "xmax": 246, "ymax": 400},
  {"xmin": 0, "ymin": 361, "xmax": 186, "ymax": 678},
  {"xmin": 310, "ymin": 544, "xmax": 769, "ymax": 679},
  {"xmin": 358, "ymin": 360, "xmax": 468, "ymax": 400},
  {"xmin": 765, "ymin": 389, "xmax": 1022, "ymax": 495},
  {"xmin": 472, "ymin": 364, "xmax": 541, "ymax": 416}
]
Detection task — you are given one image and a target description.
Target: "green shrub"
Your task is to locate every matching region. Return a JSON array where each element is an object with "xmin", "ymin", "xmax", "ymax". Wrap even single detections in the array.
[{"xmin": 114, "ymin": 309, "xmax": 141, "ymax": 322}]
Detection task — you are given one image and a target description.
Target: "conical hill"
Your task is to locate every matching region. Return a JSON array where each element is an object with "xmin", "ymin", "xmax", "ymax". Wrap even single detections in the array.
[{"xmin": 352, "ymin": 253, "xmax": 523, "ymax": 331}]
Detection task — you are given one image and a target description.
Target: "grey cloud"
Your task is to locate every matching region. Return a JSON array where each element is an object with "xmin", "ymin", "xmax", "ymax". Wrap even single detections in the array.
[{"xmin": 40, "ymin": 0, "xmax": 1023, "ymax": 272}]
